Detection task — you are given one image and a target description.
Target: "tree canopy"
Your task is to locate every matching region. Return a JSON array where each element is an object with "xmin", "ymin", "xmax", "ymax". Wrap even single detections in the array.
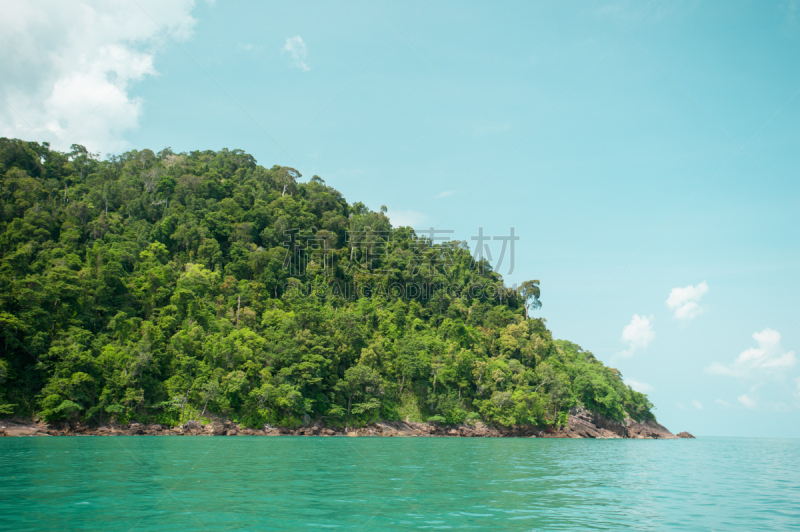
[{"xmin": 0, "ymin": 137, "xmax": 654, "ymax": 427}]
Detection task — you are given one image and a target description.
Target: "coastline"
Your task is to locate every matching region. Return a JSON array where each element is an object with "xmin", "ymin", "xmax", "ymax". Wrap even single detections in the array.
[{"xmin": 0, "ymin": 408, "xmax": 694, "ymax": 439}]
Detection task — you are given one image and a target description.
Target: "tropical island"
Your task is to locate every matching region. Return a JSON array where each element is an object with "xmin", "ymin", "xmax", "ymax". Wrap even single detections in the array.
[{"xmin": 0, "ymin": 138, "xmax": 685, "ymax": 438}]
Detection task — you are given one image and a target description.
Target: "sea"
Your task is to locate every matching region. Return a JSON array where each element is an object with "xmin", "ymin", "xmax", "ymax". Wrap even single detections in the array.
[{"xmin": 1, "ymin": 436, "xmax": 798, "ymax": 531}]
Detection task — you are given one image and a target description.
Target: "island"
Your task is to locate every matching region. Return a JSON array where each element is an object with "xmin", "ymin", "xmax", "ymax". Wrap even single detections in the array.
[{"xmin": 0, "ymin": 138, "xmax": 691, "ymax": 439}]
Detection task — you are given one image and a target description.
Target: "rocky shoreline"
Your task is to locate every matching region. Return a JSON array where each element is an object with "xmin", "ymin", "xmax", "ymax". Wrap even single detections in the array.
[{"xmin": 0, "ymin": 408, "xmax": 695, "ymax": 439}]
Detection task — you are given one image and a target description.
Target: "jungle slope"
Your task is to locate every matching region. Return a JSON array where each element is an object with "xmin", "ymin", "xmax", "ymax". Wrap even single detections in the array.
[{"xmin": 0, "ymin": 138, "xmax": 669, "ymax": 436}]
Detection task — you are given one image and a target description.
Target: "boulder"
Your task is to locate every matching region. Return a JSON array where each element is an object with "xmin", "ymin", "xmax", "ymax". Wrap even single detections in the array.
[
  {"xmin": 564, "ymin": 407, "xmax": 677, "ymax": 439},
  {"xmin": 677, "ymin": 431, "xmax": 696, "ymax": 439},
  {"xmin": 204, "ymin": 422, "xmax": 226, "ymax": 436},
  {"xmin": 182, "ymin": 420, "xmax": 202, "ymax": 431}
]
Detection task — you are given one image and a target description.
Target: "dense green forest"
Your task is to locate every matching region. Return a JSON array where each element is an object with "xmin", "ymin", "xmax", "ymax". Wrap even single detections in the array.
[{"xmin": 0, "ymin": 138, "xmax": 654, "ymax": 428}]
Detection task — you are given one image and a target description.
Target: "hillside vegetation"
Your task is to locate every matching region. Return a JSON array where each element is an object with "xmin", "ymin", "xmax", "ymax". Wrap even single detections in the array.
[{"xmin": 0, "ymin": 138, "xmax": 654, "ymax": 428}]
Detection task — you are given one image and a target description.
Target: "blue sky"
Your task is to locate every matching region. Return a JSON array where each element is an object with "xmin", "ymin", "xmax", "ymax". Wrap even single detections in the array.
[{"xmin": 2, "ymin": 0, "xmax": 800, "ymax": 437}]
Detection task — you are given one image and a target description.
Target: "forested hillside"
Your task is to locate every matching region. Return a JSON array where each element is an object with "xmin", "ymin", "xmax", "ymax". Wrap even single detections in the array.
[{"xmin": 0, "ymin": 138, "xmax": 654, "ymax": 428}]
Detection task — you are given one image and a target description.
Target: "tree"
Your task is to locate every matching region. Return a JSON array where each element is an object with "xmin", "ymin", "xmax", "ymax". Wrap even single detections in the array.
[
  {"xmin": 334, "ymin": 364, "xmax": 382, "ymax": 429},
  {"xmin": 157, "ymin": 174, "xmax": 177, "ymax": 207},
  {"xmin": 277, "ymin": 167, "xmax": 301, "ymax": 196},
  {"xmin": 518, "ymin": 280, "xmax": 542, "ymax": 319}
]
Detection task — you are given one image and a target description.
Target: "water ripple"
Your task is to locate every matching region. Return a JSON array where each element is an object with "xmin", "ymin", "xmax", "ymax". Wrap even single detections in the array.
[{"xmin": 0, "ymin": 437, "xmax": 798, "ymax": 531}]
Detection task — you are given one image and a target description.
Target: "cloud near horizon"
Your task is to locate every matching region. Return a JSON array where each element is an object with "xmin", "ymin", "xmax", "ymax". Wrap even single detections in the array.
[
  {"xmin": 666, "ymin": 281, "xmax": 709, "ymax": 321},
  {"xmin": 706, "ymin": 328, "xmax": 796, "ymax": 378},
  {"xmin": 0, "ymin": 0, "xmax": 200, "ymax": 154},
  {"xmin": 282, "ymin": 36, "xmax": 310, "ymax": 72},
  {"xmin": 738, "ymin": 394, "xmax": 757, "ymax": 409},
  {"xmin": 616, "ymin": 314, "xmax": 655, "ymax": 359},
  {"xmin": 626, "ymin": 379, "xmax": 654, "ymax": 393}
]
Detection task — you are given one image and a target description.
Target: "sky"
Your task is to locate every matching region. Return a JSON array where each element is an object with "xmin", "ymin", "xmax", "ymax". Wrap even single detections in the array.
[{"xmin": 2, "ymin": 0, "xmax": 800, "ymax": 437}]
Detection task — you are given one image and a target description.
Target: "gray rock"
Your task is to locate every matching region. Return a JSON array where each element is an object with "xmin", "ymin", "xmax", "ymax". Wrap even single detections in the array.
[{"xmin": 182, "ymin": 420, "xmax": 202, "ymax": 431}]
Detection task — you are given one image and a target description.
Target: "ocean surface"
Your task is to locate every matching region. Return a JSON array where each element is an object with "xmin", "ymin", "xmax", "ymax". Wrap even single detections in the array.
[{"xmin": 0, "ymin": 436, "xmax": 798, "ymax": 531}]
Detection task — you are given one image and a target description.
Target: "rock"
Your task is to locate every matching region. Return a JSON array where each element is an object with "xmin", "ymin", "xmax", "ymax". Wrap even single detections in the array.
[
  {"xmin": 564, "ymin": 407, "xmax": 677, "ymax": 440},
  {"xmin": 625, "ymin": 417, "xmax": 676, "ymax": 439},
  {"xmin": 204, "ymin": 422, "xmax": 226, "ymax": 436},
  {"xmin": 182, "ymin": 420, "xmax": 202, "ymax": 431},
  {"xmin": 0, "ymin": 412, "xmax": 681, "ymax": 439},
  {"xmin": 677, "ymin": 431, "xmax": 696, "ymax": 439}
]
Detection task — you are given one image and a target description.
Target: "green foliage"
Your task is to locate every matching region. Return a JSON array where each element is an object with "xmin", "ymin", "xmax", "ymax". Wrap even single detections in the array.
[{"xmin": 0, "ymin": 138, "xmax": 655, "ymax": 427}]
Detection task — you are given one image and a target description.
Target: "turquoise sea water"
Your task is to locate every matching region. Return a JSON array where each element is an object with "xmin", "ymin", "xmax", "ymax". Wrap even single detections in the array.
[{"xmin": 1, "ymin": 436, "xmax": 798, "ymax": 531}]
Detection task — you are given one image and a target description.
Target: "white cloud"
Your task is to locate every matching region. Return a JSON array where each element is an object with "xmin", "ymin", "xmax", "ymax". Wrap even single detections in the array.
[
  {"xmin": 282, "ymin": 36, "xmax": 310, "ymax": 72},
  {"xmin": 386, "ymin": 209, "xmax": 428, "ymax": 228},
  {"xmin": 666, "ymin": 281, "xmax": 709, "ymax": 321},
  {"xmin": 676, "ymin": 402, "xmax": 686, "ymax": 409},
  {"xmin": 434, "ymin": 190, "xmax": 456, "ymax": 199},
  {"xmin": 692, "ymin": 399, "xmax": 703, "ymax": 410},
  {"xmin": 616, "ymin": 314, "xmax": 655, "ymax": 359},
  {"xmin": 706, "ymin": 328, "xmax": 796, "ymax": 378},
  {"xmin": 0, "ymin": 0, "xmax": 200, "ymax": 153},
  {"xmin": 626, "ymin": 379, "xmax": 654, "ymax": 393},
  {"xmin": 738, "ymin": 394, "xmax": 757, "ymax": 409},
  {"xmin": 715, "ymin": 398, "xmax": 732, "ymax": 408}
]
